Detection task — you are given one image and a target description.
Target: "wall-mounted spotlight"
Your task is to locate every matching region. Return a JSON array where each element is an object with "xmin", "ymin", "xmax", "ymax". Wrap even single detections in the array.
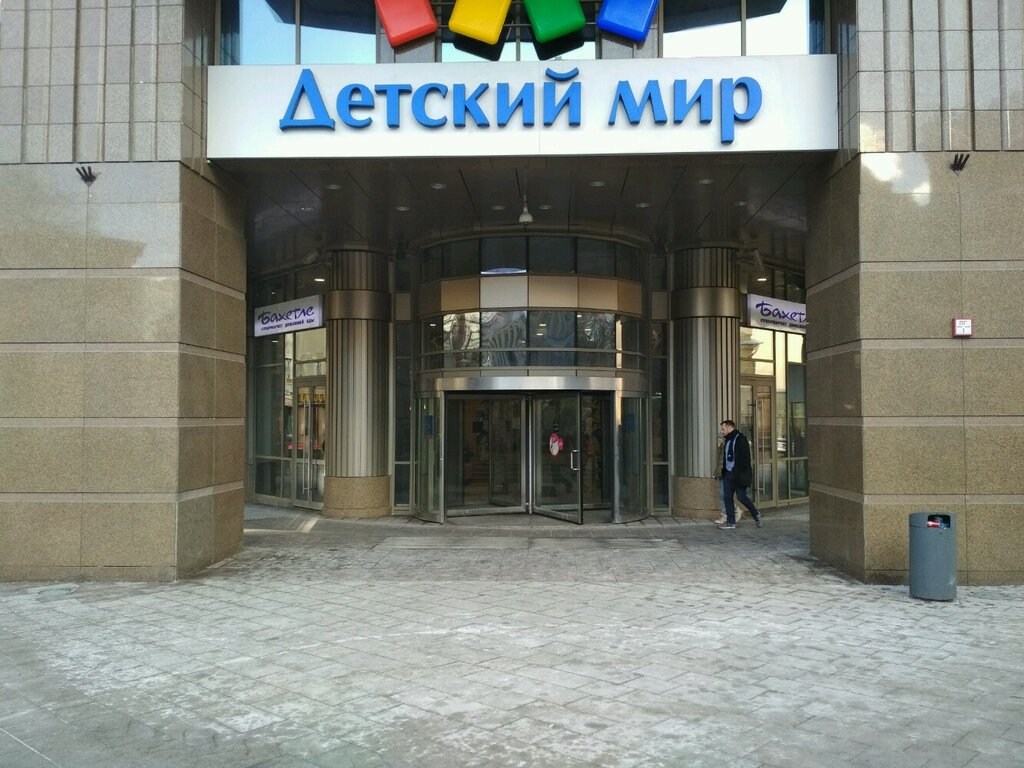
[
  {"xmin": 950, "ymin": 153, "xmax": 970, "ymax": 174},
  {"xmin": 75, "ymin": 165, "xmax": 97, "ymax": 185}
]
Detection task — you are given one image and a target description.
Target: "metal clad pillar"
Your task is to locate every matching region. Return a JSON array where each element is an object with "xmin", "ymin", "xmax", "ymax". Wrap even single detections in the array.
[
  {"xmin": 671, "ymin": 246, "xmax": 740, "ymax": 518},
  {"xmin": 322, "ymin": 250, "xmax": 392, "ymax": 517}
]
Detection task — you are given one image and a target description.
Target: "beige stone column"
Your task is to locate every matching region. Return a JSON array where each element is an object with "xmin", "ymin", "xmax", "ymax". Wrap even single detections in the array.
[
  {"xmin": 807, "ymin": 153, "xmax": 1024, "ymax": 585},
  {"xmin": 0, "ymin": 0, "xmax": 246, "ymax": 580},
  {"xmin": 670, "ymin": 247, "xmax": 741, "ymax": 519},
  {"xmin": 322, "ymin": 251, "xmax": 392, "ymax": 518}
]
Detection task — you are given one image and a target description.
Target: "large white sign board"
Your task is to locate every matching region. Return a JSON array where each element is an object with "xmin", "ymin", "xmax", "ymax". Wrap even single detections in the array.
[{"xmin": 209, "ymin": 56, "xmax": 837, "ymax": 159}]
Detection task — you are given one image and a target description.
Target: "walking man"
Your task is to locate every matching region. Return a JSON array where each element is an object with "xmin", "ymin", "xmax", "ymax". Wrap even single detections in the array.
[{"xmin": 718, "ymin": 420, "xmax": 762, "ymax": 530}]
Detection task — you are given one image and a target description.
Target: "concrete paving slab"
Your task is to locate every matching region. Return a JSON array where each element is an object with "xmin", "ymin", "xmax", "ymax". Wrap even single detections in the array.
[{"xmin": 1, "ymin": 503, "xmax": 1023, "ymax": 767}]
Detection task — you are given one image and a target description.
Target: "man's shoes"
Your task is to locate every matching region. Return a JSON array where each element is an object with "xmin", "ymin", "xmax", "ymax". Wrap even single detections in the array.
[
  {"xmin": 754, "ymin": 514, "xmax": 763, "ymax": 528},
  {"xmin": 736, "ymin": 508, "xmax": 743, "ymax": 522},
  {"xmin": 717, "ymin": 523, "xmax": 736, "ymax": 530},
  {"xmin": 714, "ymin": 514, "xmax": 726, "ymax": 524}
]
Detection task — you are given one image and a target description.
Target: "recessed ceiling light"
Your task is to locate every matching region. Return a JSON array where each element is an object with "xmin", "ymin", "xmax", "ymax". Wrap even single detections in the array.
[
  {"xmin": 589, "ymin": 180, "xmax": 606, "ymax": 187},
  {"xmin": 635, "ymin": 202, "xmax": 650, "ymax": 209},
  {"xmin": 490, "ymin": 204, "xmax": 506, "ymax": 211},
  {"xmin": 734, "ymin": 200, "xmax": 747, "ymax": 207},
  {"xmin": 697, "ymin": 178, "xmax": 714, "ymax": 185},
  {"xmin": 537, "ymin": 204, "xmax": 552, "ymax": 210},
  {"xmin": 395, "ymin": 205, "xmax": 410, "ymax": 212},
  {"xmin": 299, "ymin": 206, "xmax": 314, "ymax": 212},
  {"xmin": 325, "ymin": 183, "xmax": 342, "ymax": 191},
  {"xmin": 430, "ymin": 182, "xmax": 447, "ymax": 190},
  {"xmin": 756, "ymin": 276, "xmax": 768, "ymax": 282},
  {"xmin": 314, "ymin": 277, "xmax": 326, "ymax": 283}
]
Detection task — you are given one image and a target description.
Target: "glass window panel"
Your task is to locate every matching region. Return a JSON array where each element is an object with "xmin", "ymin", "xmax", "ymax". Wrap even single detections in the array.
[
  {"xmin": 650, "ymin": 321, "xmax": 667, "ymax": 357},
  {"xmin": 295, "ymin": 327, "xmax": 326, "ymax": 363},
  {"xmin": 481, "ymin": 237, "xmax": 527, "ymax": 274},
  {"xmin": 741, "ymin": 327, "xmax": 774, "ymax": 361},
  {"xmin": 650, "ymin": 253, "xmax": 667, "ymax": 288},
  {"xmin": 788, "ymin": 333, "xmax": 804, "ymax": 363},
  {"xmin": 529, "ymin": 237, "xmax": 574, "ymax": 273},
  {"xmin": 423, "ymin": 317, "xmax": 444, "ymax": 363},
  {"xmin": 481, "ymin": 311, "xmax": 527, "ymax": 367},
  {"xmin": 788, "ymin": 457, "xmax": 809, "ymax": 497},
  {"xmin": 615, "ymin": 243, "xmax": 640, "ymax": 281},
  {"xmin": 253, "ymin": 274, "xmax": 287, "ymax": 306},
  {"xmin": 746, "ymin": 0, "xmax": 812, "ymax": 56},
  {"xmin": 421, "ymin": 246, "xmax": 442, "ymax": 282},
  {"xmin": 576, "ymin": 312, "xmax": 614, "ymax": 368},
  {"xmin": 650, "ymin": 359, "xmax": 667, "ymax": 461},
  {"xmin": 577, "ymin": 238, "xmax": 615, "ymax": 276},
  {"xmin": 577, "ymin": 312, "xmax": 615, "ymax": 350},
  {"xmin": 300, "ymin": 0, "xmax": 376, "ymax": 64},
  {"xmin": 395, "ymin": 255, "xmax": 411, "ymax": 291},
  {"xmin": 777, "ymin": 459, "xmax": 791, "ymax": 500},
  {"xmin": 530, "ymin": 310, "xmax": 575, "ymax": 366},
  {"xmin": 255, "ymin": 459, "xmax": 283, "ymax": 496},
  {"xmin": 221, "ymin": 1, "xmax": 241, "ymax": 64},
  {"xmin": 294, "ymin": 265, "xmax": 328, "ymax": 298},
  {"xmin": 254, "ymin": 335, "xmax": 283, "ymax": 366},
  {"xmin": 396, "ymin": 322, "xmax": 411, "ymax": 357},
  {"xmin": 254, "ymin": 366, "xmax": 284, "ymax": 456},
  {"xmin": 619, "ymin": 316, "xmax": 642, "ymax": 353},
  {"xmin": 394, "ymin": 463, "xmax": 410, "ymax": 506},
  {"xmin": 443, "ymin": 240, "xmax": 479, "ymax": 277},
  {"xmin": 238, "ymin": 0, "xmax": 297, "ymax": 64},
  {"xmin": 662, "ymin": 0, "xmax": 741, "ymax": 58},
  {"xmin": 653, "ymin": 464, "xmax": 669, "ymax": 508},
  {"xmin": 444, "ymin": 312, "xmax": 480, "ymax": 367},
  {"xmin": 395, "ymin": 358, "xmax": 411, "ymax": 461}
]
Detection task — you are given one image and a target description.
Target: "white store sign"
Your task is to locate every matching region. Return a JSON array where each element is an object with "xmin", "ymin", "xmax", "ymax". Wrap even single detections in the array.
[
  {"xmin": 208, "ymin": 56, "xmax": 838, "ymax": 160},
  {"xmin": 747, "ymin": 294, "xmax": 807, "ymax": 334},
  {"xmin": 254, "ymin": 295, "xmax": 323, "ymax": 337}
]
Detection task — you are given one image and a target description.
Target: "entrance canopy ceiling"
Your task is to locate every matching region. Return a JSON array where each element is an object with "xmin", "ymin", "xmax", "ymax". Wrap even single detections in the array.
[{"xmin": 223, "ymin": 151, "xmax": 830, "ymax": 280}]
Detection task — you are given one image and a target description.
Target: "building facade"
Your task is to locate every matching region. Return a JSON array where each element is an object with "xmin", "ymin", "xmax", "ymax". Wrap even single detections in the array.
[{"xmin": 0, "ymin": 0, "xmax": 1021, "ymax": 584}]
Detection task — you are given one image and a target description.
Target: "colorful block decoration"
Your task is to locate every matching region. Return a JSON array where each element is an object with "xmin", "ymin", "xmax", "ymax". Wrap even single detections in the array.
[
  {"xmin": 449, "ymin": 0, "xmax": 514, "ymax": 46},
  {"xmin": 375, "ymin": 0, "xmax": 660, "ymax": 49},
  {"xmin": 596, "ymin": 0, "xmax": 660, "ymax": 42},
  {"xmin": 523, "ymin": 0, "xmax": 586, "ymax": 44}
]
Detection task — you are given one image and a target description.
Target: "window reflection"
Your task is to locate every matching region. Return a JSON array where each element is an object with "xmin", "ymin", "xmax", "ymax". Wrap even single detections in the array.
[
  {"xmin": 746, "ymin": 0, "xmax": 812, "ymax": 56},
  {"xmin": 237, "ymin": 0, "xmax": 297, "ymax": 64},
  {"xmin": 300, "ymin": 0, "xmax": 376, "ymax": 64},
  {"xmin": 481, "ymin": 311, "xmax": 527, "ymax": 366},
  {"xmin": 663, "ymin": 0, "xmax": 741, "ymax": 58}
]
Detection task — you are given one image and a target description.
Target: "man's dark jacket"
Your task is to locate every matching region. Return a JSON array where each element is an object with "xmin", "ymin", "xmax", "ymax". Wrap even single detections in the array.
[{"xmin": 722, "ymin": 431, "xmax": 753, "ymax": 487}]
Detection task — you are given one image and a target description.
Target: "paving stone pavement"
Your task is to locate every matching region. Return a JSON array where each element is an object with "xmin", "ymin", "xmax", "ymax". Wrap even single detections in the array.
[{"xmin": 1, "ymin": 504, "xmax": 1023, "ymax": 768}]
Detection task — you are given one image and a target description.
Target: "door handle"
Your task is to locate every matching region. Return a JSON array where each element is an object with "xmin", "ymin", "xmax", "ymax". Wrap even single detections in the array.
[{"xmin": 570, "ymin": 449, "xmax": 580, "ymax": 471}]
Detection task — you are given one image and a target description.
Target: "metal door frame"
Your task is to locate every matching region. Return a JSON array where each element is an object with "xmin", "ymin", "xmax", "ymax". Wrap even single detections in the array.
[
  {"xmin": 292, "ymin": 376, "xmax": 326, "ymax": 510},
  {"xmin": 741, "ymin": 376, "xmax": 776, "ymax": 508}
]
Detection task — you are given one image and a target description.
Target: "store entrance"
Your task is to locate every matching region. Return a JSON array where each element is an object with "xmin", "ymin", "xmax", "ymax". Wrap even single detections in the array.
[{"xmin": 418, "ymin": 391, "xmax": 647, "ymax": 524}]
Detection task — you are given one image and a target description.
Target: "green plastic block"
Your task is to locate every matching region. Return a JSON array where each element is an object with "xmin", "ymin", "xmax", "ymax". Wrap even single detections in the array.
[{"xmin": 523, "ymin": 0, "xmax": 586, "ymax": 43}]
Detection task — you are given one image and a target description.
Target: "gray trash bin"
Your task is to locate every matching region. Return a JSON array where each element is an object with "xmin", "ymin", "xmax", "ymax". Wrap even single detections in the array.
[{"xmin": 908, "ymin": 512, "xmax": 957, "ymax": 600}]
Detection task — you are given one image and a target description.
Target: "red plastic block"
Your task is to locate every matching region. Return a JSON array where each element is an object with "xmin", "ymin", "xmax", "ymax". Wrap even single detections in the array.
[{"xmin": 376, "ymin": 0, "xmax": 438, "ymax": 47}]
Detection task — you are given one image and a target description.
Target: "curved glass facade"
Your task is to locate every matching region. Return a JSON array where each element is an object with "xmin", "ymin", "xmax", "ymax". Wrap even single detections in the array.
[
  {"xmin": 421, "ymin": 310, "xmax": 643, "ymax": 371},
  {"xmin": 421, "ymin": 235, "xmax": 641, "ymax": 280}
]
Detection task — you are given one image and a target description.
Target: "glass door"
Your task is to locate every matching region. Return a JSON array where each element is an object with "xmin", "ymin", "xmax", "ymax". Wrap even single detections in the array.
[
  {"xmin": 614, "ymin": 395, "xmax": 647, "ymax": 523},
  {"xmin": 293, "ymin": 378, "xmax": 325, "ymax": 508},
  {"xmin": 740, "ymin": 379, "xmax": 775, "ymax": 507},
  {"xmin": 533, "ymin": 393, "xmax": 582, "ymax": 523},
  {"xmin": 414, "ymin": 395, "xmax": 444, "ymax": 522},
  {"xmin": 444, "ymin": 397, "xmax": 525, "ymax": 516}
]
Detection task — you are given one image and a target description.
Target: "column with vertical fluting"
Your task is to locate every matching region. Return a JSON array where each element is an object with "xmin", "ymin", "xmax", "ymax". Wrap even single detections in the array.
[
  {"xmin": 671, "ymin": 246, "xmax": 740, "ymax": 518},
  {"xmin": 322, "ymin": 250, "xmax": 392, "ymax": 517}
]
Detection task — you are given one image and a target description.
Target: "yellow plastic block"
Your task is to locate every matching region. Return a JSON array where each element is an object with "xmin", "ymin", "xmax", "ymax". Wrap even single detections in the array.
[{"xmin": 449, "ymin": 0, "xmax": 513, "ymax": 45}]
